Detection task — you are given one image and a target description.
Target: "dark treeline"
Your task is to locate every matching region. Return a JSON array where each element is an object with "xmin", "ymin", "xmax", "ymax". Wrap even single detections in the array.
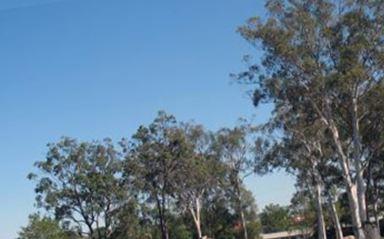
[{"xmin": 18, "ymin": 1, "xmax": 384, "ymax": 239}]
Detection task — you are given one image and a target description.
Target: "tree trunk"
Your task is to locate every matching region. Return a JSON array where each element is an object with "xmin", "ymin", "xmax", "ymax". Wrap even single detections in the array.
[
  {"xmin": 347, "ymin": 184, "xmax": 366, "ymax": 239},
  {"xmin": 84, "ymin": 220, "xmax": 95, "ymax": 239},
  {"xmin": 159, "ymin": 213, "xmax": 169, "ymax": 239},
  {"xmin": 156, "ymin": 196, "xmax": 169, "ymax": 239},
  {"xmin": 352, "ymin": 97, "xmax": 368, "ymax": 225},
  {"xmin": 327, "ymin": 121, "xmax": 366, "ymax": 239},
  {"xmin": 240, "ymin": 208, "xmax": 249, "ymax": 239},
  {"xmin": 194, "ymin": 220, "xmax": 202, "ymax": 239},
  {"xmin": 235, "ymin": 179, "xmax": 248, "ymax": 239},
  {"xmin": 190, "ymin": 197, "xmax": 203, "ymax": 239},
  {"xmin": 328, "ymin": 197, "xmax": 343, "ymax": 239},
  {"xmin": 314, "ymin": 182, "xmax": 327, "ymax": 239}
]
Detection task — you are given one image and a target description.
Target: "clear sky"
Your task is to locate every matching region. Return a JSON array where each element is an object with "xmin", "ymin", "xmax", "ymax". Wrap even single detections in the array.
[{"xmin": 0, "ymin": 0, "xmax": 295, "ymax": 238}]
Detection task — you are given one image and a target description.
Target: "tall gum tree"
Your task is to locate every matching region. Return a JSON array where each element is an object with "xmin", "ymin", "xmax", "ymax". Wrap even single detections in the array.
[{"xmin": 237, "ymin": 1, "xmax": 384, "ymax": 238}]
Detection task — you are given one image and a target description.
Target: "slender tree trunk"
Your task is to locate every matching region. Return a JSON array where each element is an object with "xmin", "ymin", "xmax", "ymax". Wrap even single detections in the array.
[
  {"xmin": 314, "ymin": 181, "xmax": 327, "ymax": 239},
  {"xmin": 156, "ymin": 196, "xmax": 169, "ymax": 239},
  {"xmin": 310, "ymin": 158, "xmax": 327, "ymax": 239},
  {"xmin": 240, "ymin": 208, "xmax": 249, "ymax": 239},
  {"xmin": 235, "ymin": 179, "xmax": 248, "ymax": 239},
  {"xmin": 356, "ymin": 163, "xmax": 367, "ymax": 223},
  {"xmin": 327, "ymin": 121, "xmax": 366, "ymax": 239},
  {"xmin": 159, "ymin": 211, "xmax": 169, "ymax": 239},
  {"xmin": 193, "ymin": 218, "xmax": 202, "ymax": 239},
  {"xmin": 84, "ymin": 220, "xmax": 95, "ymax": 239},
  {"xmin": 190, "ymin": 197, "xmax": 203, "ymax": 239},
  {"xmin": 346, "ymin": 180, "xmax": 366, "ymax": 239},
  {"xmin": 351, "ymin": 98, "xmax": 377, "ymax": 239},
  {"xmin": 328, "ymin": 197, "xmax": 343, "ymax": 239},
  {"xmin": 352, "ymin": 97, "xmax": 368, "ymax": 225}
]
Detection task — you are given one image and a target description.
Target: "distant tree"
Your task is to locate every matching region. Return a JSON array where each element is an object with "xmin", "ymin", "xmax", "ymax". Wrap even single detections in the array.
[
  {"xmin": 28, "ymin": 138, "xmax": 126, "ymax": 239},
  {"xmin": 202, "ymin": 185, "xmax": 260, "ymax": 239},
  {"xmin": 260, "ymin": 204, "xmax": 291, "ymax": 233},
  {"xmin": 174, "ymin": 123, "xmax": 222, "ymax": 239},
  {"xmin": 123, "ymin": 111, "xmax": 188, "ymax": 239},
  {"xmin": 213, "ymin": 125, "xmax": 255, "ymax": 239},
  {"xmin": 18, "ymin": 214, "xmax": 72, "ymax": 239}
]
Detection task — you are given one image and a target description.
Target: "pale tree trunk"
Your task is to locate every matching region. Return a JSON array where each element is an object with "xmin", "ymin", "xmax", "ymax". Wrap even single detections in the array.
[
  {"xmin": 314, "ymin": 181, "xmax": 327, "ymax": 239},
  {"xmin": 328, "ymin": 197, "xmax": 343, "ymax": 239},
  {"xmin": 348, "ymin": 184, "xmax": 366, "ymax": 239},
  {"xmin": 313, "ymin": 96, "xmax": 367, "ymax": 239},
  {"xmin": 352, "ymin": 97, "xmax": 368, "ymax": 225},
  {"xmin": 309, "ymin": 158, "xmax": 327, "ymax": 239},
  {"xmin": 327, "ymin": 121, "xmax": 366, "ymax": 239},
  {"xmin": 235, "ymin": 178, "xmax": 248, "ymax": 239},
  {"xmin": 352, "ymin": 98, "xmax": 382, "ymax": 239},
  {"xmin": 240, "ymin": 208, "xmax": 249, "ymax": 239},
  {"xmin": 189, "ymin": 197, "xmax": 203, "ymax": 239},
  {"xmin": 351, "ymin": 97, "xmax": 380, "ymax": 239}
]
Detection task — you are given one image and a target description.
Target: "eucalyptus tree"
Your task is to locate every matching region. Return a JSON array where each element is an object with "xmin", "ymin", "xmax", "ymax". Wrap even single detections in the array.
[
  {"xmin": 237, "ymin": 1, "xmax": 384, "ymax": 238},
  {"xmin": 174, "ymin": 123, "xmax": 222, "ymax": 239},
  {"xmin": 123, "ymin": 111, "xmax": 189, "ymax": 239},
  {"xmin": 28, "ymin": 137, "xmax": 125, "ymax": 239},
  {"xmin": 213, "ymin": 125, "xmax": 255, "ymax": 239},
  {"xmin": 256, "ymin": 129, "xmax": 329, "ymax": 239}
]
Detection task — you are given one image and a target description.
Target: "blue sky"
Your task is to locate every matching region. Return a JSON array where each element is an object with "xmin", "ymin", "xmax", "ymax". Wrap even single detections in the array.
[{"xmin": 0, "ymin": 0, "xmax": 295, "ymax": 238}]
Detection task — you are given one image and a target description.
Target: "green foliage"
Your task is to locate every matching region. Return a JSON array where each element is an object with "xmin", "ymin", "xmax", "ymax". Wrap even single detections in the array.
[
  {"xmin": 237, "ymin": 1, "xmax": 384, "ymax": 238},
  {"xmin": 260, "ymin": 204, "xmax": 292, "ymax": 233},
  {"xmin": 123, "ymin": 111, "xmax": 191, "ymax": 239},
  {"xmin": 26, "ymin": 112, "xmax": 262, "ymax": 239},
  {"xmin": 18, "ymin": 214, "xmax": 72, "ymax": 239},
  {"xmin": 168, "ymin": 215, "xmax": 193, "ymax": 239},
  {"xmin": 28, "ymin": 138, "xmax": 126, "ymax": 239},
  {"xmin": 201, "ymin": 186, "xmax": 261, "ymax": 239}
]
